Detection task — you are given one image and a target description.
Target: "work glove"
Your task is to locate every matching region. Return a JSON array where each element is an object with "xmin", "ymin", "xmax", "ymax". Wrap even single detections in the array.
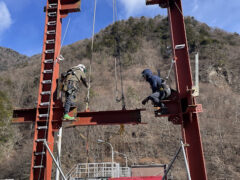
[{"xmin": 142, "ymin": 97, "xmax": 149, "ymax": 105}]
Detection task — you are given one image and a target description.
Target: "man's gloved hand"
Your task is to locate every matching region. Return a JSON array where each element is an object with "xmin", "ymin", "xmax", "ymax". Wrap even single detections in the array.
[{"xmin": 142, "ymin": 97, "xmax": 149, "ymax": 105}]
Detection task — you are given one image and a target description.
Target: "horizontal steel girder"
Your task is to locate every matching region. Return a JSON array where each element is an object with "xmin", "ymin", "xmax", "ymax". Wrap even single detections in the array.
[
  {"xmin": 146, "ymin": 0, "xmax": 169, "ymax": 8},
  {"xmin": 12, "ymin": 107, "xmax": 145, "ymax": 126},
  {"xmin": 67, "ymin": 109, "xmax": 145, "ymax": 127}
]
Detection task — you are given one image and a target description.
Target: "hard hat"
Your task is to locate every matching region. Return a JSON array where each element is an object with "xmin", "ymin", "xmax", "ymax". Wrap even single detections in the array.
[
  {"xmin": 142, "ymin": 69, "xmax": 152, "ymax": 79},
  {"xmin": 74, "ymin": 64, "xmax": 86, "ymax": 73}
]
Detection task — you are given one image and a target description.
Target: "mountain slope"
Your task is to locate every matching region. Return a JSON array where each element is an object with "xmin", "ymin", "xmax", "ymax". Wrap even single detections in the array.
[{"xmin": 0, "ymin": 16, "xmax": 239, "ymax": 179}]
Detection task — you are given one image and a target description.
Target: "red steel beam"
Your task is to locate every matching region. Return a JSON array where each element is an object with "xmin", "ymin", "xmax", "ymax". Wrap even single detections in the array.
[
  {"xmin": 168, "ymin": 1, "xmax": 207, "ymax": 180},
  {"xmin": 67, "ymin": 109, "xmax": 145, "ymax": 127},
  {"xmin": 12, "ymin": 107, "xmax": 75, "ymax": 123},
  {"xmin": 146, "ymin": 0, "xmax": 169, "ymax": 8},
  {"xmin": 44, "ymin": 1, "xmax": 81, "ymax": 17},
  {"xmin": 13, "ymin": 108, "xmax": 145, "ymax": 126},
  {"xmin": 60, "ymin": 0, "xmax": 81, "ymax": 12},
  {"xmin": 147, "ymin": 1, "xmax": 208, "ymax": 180}
]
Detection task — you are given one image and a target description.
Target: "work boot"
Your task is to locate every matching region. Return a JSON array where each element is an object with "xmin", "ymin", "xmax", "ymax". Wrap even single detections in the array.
[
  {"xmin": 63, "ymin": 114, "xmax": 75, "ymax": 121},
  {"xmin": 160, "ymin": 107, "xmax": 169, "ymax": 114},
  {"xmin": 154, "ymin": 106, "xmax": 168, "ymax": 116}
]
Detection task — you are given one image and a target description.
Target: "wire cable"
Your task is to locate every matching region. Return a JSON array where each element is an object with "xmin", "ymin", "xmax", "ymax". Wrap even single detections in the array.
[
  {"xmin": 112, "ymin": 0, "xmax": 126, "ymax": 109},
  {"xmin": 165, "ymin": 58, "xmax": 175, "ymax": 81},
  {"xmin": 86, "ymin": 0, "xmax": 97, "ymax": 110}
]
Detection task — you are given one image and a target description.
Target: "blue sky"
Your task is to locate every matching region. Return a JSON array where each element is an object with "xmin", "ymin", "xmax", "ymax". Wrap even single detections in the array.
[{"xmin": 0, "ymin": 0, "xmax": 239, "ymax": 56}]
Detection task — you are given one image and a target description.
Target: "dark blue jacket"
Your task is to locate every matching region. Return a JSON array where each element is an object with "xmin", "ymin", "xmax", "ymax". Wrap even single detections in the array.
[{"xmin": 142, "ymin": 69, "xmax": 163, "ymax": 93}]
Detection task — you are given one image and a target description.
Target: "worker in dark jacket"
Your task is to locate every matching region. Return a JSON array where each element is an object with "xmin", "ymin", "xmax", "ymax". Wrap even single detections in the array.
[
  {"xmin": 62, "ymin": 64, "xmax": 88, "ymax": 120},
  {"xmin": 141, "ymin": 69, "xmax": 171, "ymax": 113}
]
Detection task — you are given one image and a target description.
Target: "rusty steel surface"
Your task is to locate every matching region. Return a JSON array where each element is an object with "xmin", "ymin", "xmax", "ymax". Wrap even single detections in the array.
[{"xmin": 66, "ymin": 109, "xmax": 145, "ymax": 127}]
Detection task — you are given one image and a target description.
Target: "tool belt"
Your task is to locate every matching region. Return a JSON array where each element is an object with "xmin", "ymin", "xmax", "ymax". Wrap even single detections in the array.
[{"xmin": 159, "ymin": 83, "xmax": 171, "ymax": 98}]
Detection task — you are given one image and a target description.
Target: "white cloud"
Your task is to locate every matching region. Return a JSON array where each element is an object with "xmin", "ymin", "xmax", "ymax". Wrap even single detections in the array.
[
  {"xmin": 0, "ymin": 1, "xmax": 12, "ymax": 35},
  {"xmin": 119, "ymin": 0, "xmax": 145, "ymax": 16},
  {"xmin": 191, "ymin": 0, "xmax": 199, "ymax": 13},
  {"xmin": 119, "ymin": 0, "xmax": 161, "ymax": 17}
]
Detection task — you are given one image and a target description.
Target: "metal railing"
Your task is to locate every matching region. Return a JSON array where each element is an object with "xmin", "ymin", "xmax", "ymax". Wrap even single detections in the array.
[{"xmin": 66, "ymin": 162, "xmax": 131, "ymax": 180}]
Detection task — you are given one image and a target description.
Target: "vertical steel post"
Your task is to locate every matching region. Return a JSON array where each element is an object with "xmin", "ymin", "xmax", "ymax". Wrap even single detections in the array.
[
  {"xmin": 168, "ymin": 1, "xmax": 207, "ymax": 178},
  {"xmin": 146, "ymin": 1, "xmax": 208, "ymax": 179},
  {"xmin": 195, "ymin": 53, "xmax": 199, "ymax": 88},
  {"xmin": 162, "ymin": 146, "xmax": 182, "ymax": 180},
  {"xmin": 43, "ymin": 141, "xmax": 66, "ymax": 180},
  {"xmin": 55, "ymin": 127, "xmax": 63, "ymax": 180},
  {"xmin": 193, "ymin": 52, "xmax": 199, "ymax": 96},
  {"xmin": 181, "ymin": 141, "xmax": 191, "ymax": 180}
]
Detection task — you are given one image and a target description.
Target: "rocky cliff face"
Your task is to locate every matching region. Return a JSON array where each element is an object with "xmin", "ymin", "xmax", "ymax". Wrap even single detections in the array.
[{"xmin": 0, "ymin": 16, "xmax": 239, "ymax": 179}]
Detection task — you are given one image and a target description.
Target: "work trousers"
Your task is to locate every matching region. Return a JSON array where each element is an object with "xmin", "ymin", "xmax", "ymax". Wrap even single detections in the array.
[
  {"xmin": 64, "ymin": 80, "xmax": 76, "ymax": 114},
  {"xmin": 149, "ymin": 91, "xmax": 166, "ymax": 107}
]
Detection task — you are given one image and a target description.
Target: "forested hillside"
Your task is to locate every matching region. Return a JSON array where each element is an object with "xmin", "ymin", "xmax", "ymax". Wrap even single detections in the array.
[{"xmin": 0, "ymin": 16, "xmax": 239, "ymax": 179}]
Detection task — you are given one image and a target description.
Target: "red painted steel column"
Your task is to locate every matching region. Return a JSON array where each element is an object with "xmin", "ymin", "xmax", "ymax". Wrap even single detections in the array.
[
  {"xmin": 167, "ymin": 0, "xmax": 208, "ymax": 179},
  {"xmin": 45, "ymin": 0, "xmax": 62, "ymax": 179},
  {"xmin": 11, "ymin": 1, "xmax": 80, "ymax": 179},
  {"xmin": 30, "ymin": 0, "xmax": 63, "ymax": 179},
  {"xmin": 30, "ymin": 0, "xmax": 53, "ymax": 178}
]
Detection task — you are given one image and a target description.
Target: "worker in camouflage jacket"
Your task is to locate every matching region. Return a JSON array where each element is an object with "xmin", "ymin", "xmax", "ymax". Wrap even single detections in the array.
[
  {"xmin": 61, "ymin": 64, "xmax": 88, "ymax": 120},
  {"xmin": 141, "ymin": 69, "xmax": 171, "ymax": 114}
]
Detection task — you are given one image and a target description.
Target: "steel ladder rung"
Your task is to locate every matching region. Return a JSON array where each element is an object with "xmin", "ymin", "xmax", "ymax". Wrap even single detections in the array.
[
  {"xmin": 49, "ymin": 3, "xmax": 58, "ymax": 9},
  {"xmin": 33, "ymin": 165, "xmax": 44, "ymax": 169},
  {"xmin": 43, "ymin": 69, "xmax": 53, "ymax": 74},
  {"xmin": 42, "ymin": 80, "xmax": 52, "ymax": 84},
  {"xmin": 37, "ymin": 126, "xmax": 48, "ymax": 130},
  {"xmin": 46, "ymin": 39, "xmax": 55, "ymax": 44},
  {"xmin": 44, "ymin": 59, "xmax": 53, "ymax": 63},
  {"xmin": 34, "ymin": 152, "xmax": 46, "ymax": 156},
  {"xmin": 40, "ymin": 102, "xmax": 50, "ymax": 106},
  {"xmin": 48, "ymin": 21, "xmax": 56, "ymax": 26},
  {"xmin": 47, "ymin": 30, "xmax": 56, "ymax": 35},
  {"xmin": 39, "ymin": 114, "xmax": 49, "ymax": 118},
  {"xmin": 41, "ymin": 91, "xmax": 51, "ymax": 95},
  {"xmin": 175, "ymin": 44, "xmax": 185, "ymax": 50},
  {"xmin": 45, "ymin": 49, "xmax": 54, "ymax": 54},
  {"xmin": 35, "ymin": 139, "xmax": 46, "ymax": 142},
  {"xmin": 48, "ymin": 12, "xmax": 57, "ymax": 17}
]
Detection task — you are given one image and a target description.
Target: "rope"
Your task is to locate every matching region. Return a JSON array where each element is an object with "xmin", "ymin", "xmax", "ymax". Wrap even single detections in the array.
[
  {"xmin": 61, "ymin": 17, "xmax": 71, "ymax": 51},
  {"xmin": 86, "ymin": 0, "xmax": 97, "ymax": 110},
  {"xmin": 165, "ymin": 58, "xmax": 175, "ymax": 81},
  {"xmin": 113, "ymin": 0, "xmax": 121, "ymax": 103},
  {"xmin": 57, "ymin": 17, "xmax": 71, "ymax": 61},
  {"xmin": 113, "ymin": 0, "xmax": 120, "ymax": 102},
  {"xmin": 113, "ymin": 0, "xmax": 115, "ymax": 23},
  {"xmin": 119, "ymin": 57, "xmax": 126, "ymax": 109},
  {"xmin": 114, "ymin": 57, "xmax": 121, "ymax": 102},
  {"xmin": 174, "ymin": 2, "xmax": 184, "ymax": 17},
  {"xmin": 112, "ymin": 0, "xmax": 126, "ymax": 109}
]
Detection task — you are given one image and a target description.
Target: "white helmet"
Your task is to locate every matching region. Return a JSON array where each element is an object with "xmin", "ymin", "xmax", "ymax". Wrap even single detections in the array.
[{"xmin": 74, "ymin": 64, "xmax": 86, "ymax": 73}]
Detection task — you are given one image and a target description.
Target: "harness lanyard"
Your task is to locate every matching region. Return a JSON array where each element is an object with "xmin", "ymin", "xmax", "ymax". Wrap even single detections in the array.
[{"xmin": 166, "ymin": 59, "xmax": 175, "ymax": 82}]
